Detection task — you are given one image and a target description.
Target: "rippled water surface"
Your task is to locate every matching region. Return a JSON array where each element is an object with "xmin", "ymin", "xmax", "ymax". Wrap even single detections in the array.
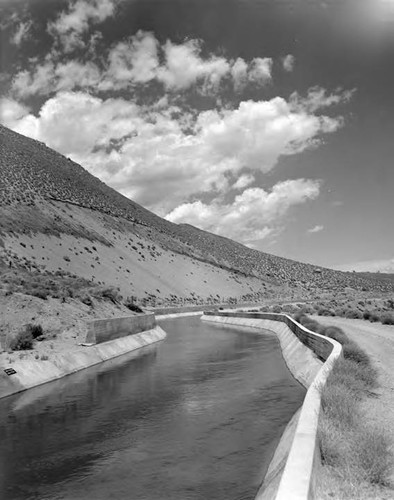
[{"xmin": 0, "ymin": 317, "xmax": 305, "ymax": 500}]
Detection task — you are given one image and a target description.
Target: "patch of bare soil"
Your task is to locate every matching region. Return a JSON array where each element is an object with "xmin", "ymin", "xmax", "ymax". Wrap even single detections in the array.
[{"xmin": 0, "ymin": 291, "xmax": 136, "ymax": 366}]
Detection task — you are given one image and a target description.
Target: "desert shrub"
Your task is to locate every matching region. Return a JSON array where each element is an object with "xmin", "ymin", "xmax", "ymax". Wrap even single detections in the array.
[
  {"xmin": 381, "ymin": 313, "xmax": 394, "ymax": 325},
  {"xmin": 320, "ymin": 326, "xmax": 348, "ymax": 345},
  {"xmin": 317, "ymin": 308, "xmax": 335, "ymax": 316},
  {"xmin": 294, "ymin": 314, "xmax": 319, "ymax": 332},
  {"xmin": 345, "ymin": 309, "xmax": 362, "ymax": 319},
  {"xmin": 271, "ymin": 305, "xmax": 282, "ymax": 313},
  {"xmin": 26, "ymin": 323, "xmax": 43, "ymax": 339},
  {"xmin": 369, "ymin": 312, "xmax": 380, "ymax": 322},
  {"xmin": 9, "ymin": 329, "xmax": 34, "ymax": 350},
  {"xmin": 299, "ymin": 305, "xmax": 314, "ymax": 314},
  {"xmin": 363, "ymin": 310, "xmax": 371, "ymax": 320},
  {"xmin": 80, "ymin": 294, "xmax": 93, "ymax": 307},
  {"xmin": 353, "ymin": 425, "xmax": 393, "ymax": 485},
  {"xmin": 92, "ymin": 286, "xmax": 122, "ymax": 303},
  {"xmin": 30, "ymin": 289, "xmax": 48, "ymax": 300},
  {"xmin": 124, "ymin": 298, "xmax": 143, "ymax": 313},
  {"xmin": 334, "ymin": 307, "xmax": 347, "ymax": 317},
  {"xmin": 318, "ymin": 415, "xmax": 351, "ymax": 467},
  {"xmin": 320, "ymin": 381, "xmax": 358, "ymax": 427},
  {"xmin": 329, "ymin": 357, "xmax": 378, "ymax": 394},
  {"xmin": 342, "ymin": 340, "xmax": 371, "ymax": 367}
]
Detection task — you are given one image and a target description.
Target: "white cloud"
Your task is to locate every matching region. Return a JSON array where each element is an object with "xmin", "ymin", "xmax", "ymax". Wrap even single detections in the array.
[
  {"xmin": 47, "ymin": 0, "xmax": 116, "ymax": 52},
  {"xmin": 231, "ymin": 58, "xmax": 248, "ymax": 90},
  {"xmin": 290, "ymin": 86, "xmax": 355, "ymax": 113},
  {"xmin": 307, "ymin": 224, "xmax": 324, "ymax": 233},
  {"xmin": 157, "ymin": 39, "xmax": 231, "ymax": 91},
  {"xmin": 195, "ymin": 97, "xmax": 343, "ymax": 172},
  {"xmin": 11, "ymin": 21, "xmax": 32, "ymax": 46},
  {"xmin": 166, "ymin": 179, "xmax": 321, "ymax": 243},
  {"xmin": 233, "ymin": 174, "xmax": 255, "ymax": 190},
  {"xmin": 12, "ymin": 60, "xmax": 102, "ymax": 97},
  {"xmin": 335, "ymin": 257, "xmax": 394, "ymax": 273},
  {"xmin": 0, "ymin": 97, "xmax": 30, "ymax": 123},
  {"xmin": 2, "ymin": 89, "xmax": 347, "ymax": 214},
  {"xmin": 11, "ymin": 31, "xmax": 276, "ymax": 97},
  {"xmin": 282, "ymin": 54, "xmax": 295, "ymax": 72},
  {"xmin": 99, "ymin": 31, "xmax": 160, "ymax": 90},
  {"xmin": 248, "ymin": 57, "xmax": 273, "ymax": 85}
]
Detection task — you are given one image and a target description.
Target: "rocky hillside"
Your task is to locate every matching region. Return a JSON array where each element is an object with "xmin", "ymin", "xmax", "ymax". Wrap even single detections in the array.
[{"xmin": 1, "ymin": 124, "xmax": 393, "ymax": 306}]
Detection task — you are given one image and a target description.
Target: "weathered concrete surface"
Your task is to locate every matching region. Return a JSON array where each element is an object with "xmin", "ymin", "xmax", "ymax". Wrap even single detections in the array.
[
  {"xmin": 202, "ymin": 312, "xmax": 342, "ymax": 500},
  {"xmin": 85, "ymin": 313, "xmax": 156, "ymax": 344},
  {"xmin": 0, "ymin": 326, "xmax": 166, "ymax": 399}
]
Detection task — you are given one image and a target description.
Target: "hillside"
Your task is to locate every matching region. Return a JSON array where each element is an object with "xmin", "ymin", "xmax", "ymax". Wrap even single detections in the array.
[{"xmin": 1, "ymin": 123, "xmax": 393, "ymax": 313}]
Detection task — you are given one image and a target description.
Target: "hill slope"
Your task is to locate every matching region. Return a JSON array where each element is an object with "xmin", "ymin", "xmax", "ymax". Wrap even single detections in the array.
[{"xmin": 1, "ymin": 124, "xmax": 393, "ymax": 308}]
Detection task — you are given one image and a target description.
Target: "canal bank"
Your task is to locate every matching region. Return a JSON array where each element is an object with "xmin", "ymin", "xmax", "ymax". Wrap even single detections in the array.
[
  {"xmin": 202, "ymin": 312, "xmax": 342, "ymax": 500},
  {"xmin": 0, "ymin": 315, "xmax": 166, "ymax": 399}
]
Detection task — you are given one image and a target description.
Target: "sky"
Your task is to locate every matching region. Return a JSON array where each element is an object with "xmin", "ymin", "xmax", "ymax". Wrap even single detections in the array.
[{"xmin": 0, "ymin": 0, "xmax": 393, "ymax": 272}]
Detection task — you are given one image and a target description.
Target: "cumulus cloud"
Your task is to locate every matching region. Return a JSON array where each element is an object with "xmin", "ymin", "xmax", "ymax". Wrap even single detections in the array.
[
  {"xmin": 166, "ymin": 179, "xmax": 321, "ymax": 243},
  {"xmin": 101, "ymin": 31, "xmax": 160, "ymax": 89},
  {"xmin": 307, "ymin": 224, "xmax": 324, "ymax": 233},
  {"xmin": 282, "ymin": 54, "xmax": 295, "ymax": 72},
  {"xmin": 11, "ymin": 21, "xmax": 32, "ymax": 46},
  {"xmin": 47, "ymin": 0, "xmax": 116, "ymax": 52},
  {"xmin": 12, "ymin": 60, "xmax": 102, "ymax": 97},
  {"xmin": 248, "ymin": 57, "xmax": 273, "ymax": 84},
  {"xmin": 1, "ymin": 88, "xmax": 346, "ymax": 215},
  {"xmin": 233, "ymin": 174, "xmax": 255, "ymax": 190},
  {"xmin": 231, "ymin": 58, "xmax": 248, "ymax": 90},
  {"xmin": 11, "ymin": 31, "xmax": 274, "ymax": 97},
  {"xmin": 290, "ymin": 86, "xmax": 355, "ymax": 113},
  {"xmin": 157, "ymin": 39, "xmax": 231, "ymax": 91}
]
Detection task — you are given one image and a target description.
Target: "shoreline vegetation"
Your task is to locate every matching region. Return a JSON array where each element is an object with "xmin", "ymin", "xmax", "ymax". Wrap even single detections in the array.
[{"xmin": 294, "ymin": 314, "xmax": 393, "ymax": 498}]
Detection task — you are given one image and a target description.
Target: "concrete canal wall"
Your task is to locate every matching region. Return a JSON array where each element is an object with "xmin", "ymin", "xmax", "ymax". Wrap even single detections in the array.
[
  {"xmin": 0, "ymin": 314, "xmax": 165, "ymax": 400},
  {"xmin": 85, "ymin": 313, "xmax": 156, "ymax": 344},
  {"xmin": 202, "ymin": 311, "xmax": 342, "ymax": 500}
]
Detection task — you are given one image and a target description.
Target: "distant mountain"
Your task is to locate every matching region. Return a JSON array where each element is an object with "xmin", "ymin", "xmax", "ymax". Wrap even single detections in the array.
[{"xmin": 1, "ymin": 124, "xmax": 393, "ymax": 306}]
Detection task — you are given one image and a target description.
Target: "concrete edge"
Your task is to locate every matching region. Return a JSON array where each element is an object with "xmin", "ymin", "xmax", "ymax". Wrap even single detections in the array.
[
  {"xmin": 0, "ymin": 326, "xmax": 167, "ymax": 400},
  {"xmin": 156, "ymin": 311, "xmax": 203, "ymax": 319},
  {"xmin": 202, "ymin": 312, "xmax": 342, "ymax": 500}
]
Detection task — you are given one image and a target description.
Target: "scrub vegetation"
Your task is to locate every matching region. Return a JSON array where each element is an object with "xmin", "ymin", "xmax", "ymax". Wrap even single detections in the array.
[{"xmin": 295, "ymin": 314, "xmax": 393, "ymax": 490}]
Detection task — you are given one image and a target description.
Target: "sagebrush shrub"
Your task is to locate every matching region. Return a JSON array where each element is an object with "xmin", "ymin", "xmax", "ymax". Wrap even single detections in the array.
[
  {"xmin": 9, "ymin": 329, "xmax": 34, "ymax": 350},
  {"xmin": 124, "ymin": 298, "xmax": 143, "ymax": 313},
  {"xmin": 26, "ymin": 323, "xmax": 43, "ymax": 339},
  {"xmin": 342, "ymin": 341, "xmax": 371, "ymax": 367},
  {"xmin": 381, "ymin": 313, "xmax": 394, "ymax": 325}
]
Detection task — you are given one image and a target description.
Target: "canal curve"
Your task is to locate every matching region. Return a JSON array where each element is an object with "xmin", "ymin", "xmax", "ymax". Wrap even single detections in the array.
[{"xmin": 0, "ymin": 316, "xmax": 305, "ymax": 500}]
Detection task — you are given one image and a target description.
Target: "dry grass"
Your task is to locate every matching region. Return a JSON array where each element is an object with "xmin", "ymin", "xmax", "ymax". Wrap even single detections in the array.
[{"xmin": 311, "ymin": 316, "xmax": 394, "ymax": 493}]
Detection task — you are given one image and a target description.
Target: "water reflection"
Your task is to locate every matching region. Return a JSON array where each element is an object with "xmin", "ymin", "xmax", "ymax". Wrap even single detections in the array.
[{"xmin": 0, "ymin": 317, "xmax": 305, "ymax": 500}]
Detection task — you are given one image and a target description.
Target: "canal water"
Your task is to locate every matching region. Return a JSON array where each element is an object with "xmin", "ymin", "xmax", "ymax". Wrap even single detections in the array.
[{"xmin": 0, "ymin": 316, "xmax": 305, "ymax": 500}]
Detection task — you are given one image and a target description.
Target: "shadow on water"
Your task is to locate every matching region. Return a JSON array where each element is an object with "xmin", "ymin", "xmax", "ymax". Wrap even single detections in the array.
[{"xmin": 0, "ymin": 316, "xmax": 305, "ymax": 500}]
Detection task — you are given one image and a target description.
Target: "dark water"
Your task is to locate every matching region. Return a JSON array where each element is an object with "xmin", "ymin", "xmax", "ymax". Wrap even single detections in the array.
[{"xmin": 0, "ymin": 317, "xmax": 305, "ymax": 500}]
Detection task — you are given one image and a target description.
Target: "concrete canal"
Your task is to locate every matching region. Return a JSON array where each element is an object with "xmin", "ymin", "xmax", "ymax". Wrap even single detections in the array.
[{"xmin": 0, "ymin": 316, "xmax": 305, "ymax": 500}]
